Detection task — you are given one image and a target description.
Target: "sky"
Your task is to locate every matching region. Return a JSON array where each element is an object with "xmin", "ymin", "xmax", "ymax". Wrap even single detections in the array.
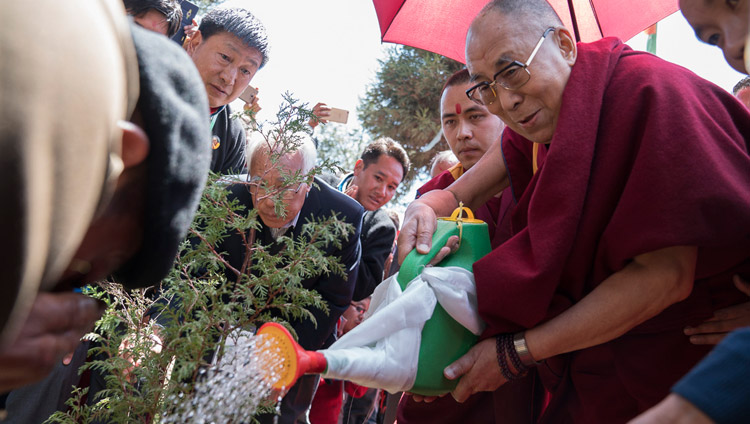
[{"xmin": 220, "ymin": 1, "xmax": 746, "ymax": 208}]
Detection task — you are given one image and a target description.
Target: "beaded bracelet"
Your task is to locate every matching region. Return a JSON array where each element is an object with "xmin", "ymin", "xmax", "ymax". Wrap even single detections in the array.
[
  {"xmin": 495, "ymin": 334, "xmax": 516, "ymax": 381},
  {"xmin": 495, "ymin": 334, "xmax": 527, "ymax": 381}
]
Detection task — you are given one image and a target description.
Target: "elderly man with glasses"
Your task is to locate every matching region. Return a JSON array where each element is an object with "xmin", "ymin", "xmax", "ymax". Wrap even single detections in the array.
[
  {"xmin": 220, "ymin": 132, "xmax": 364, "ymax": 424},
  {"xmin": 397, "ymin": 0, "xmax": 750, "ymax": 422}
]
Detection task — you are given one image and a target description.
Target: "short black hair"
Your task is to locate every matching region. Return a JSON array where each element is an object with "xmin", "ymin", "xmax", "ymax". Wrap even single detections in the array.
[
  {"xmin": 733, "ymin": 76, "xmax": 750, "ymax": 95},
  {"xmin": 360, "ymin": 137, "xmax": 410, "ymax": 181},
  {"xmin": 442, "ymin": 68, "xmax": 471, "ymax": 95},
  {"xmin": 123, "ymin": 0, "xmax": 182, "ymax": 37},
  {"xmin": 199, "ymin": 7, "xmax": 269, "ymax": 69}
]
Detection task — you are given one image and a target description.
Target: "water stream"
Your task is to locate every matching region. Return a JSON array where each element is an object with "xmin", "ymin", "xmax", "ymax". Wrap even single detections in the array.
[{"xmin": 163, "ymin": 331, "xmax": 285, "ymax": 423}]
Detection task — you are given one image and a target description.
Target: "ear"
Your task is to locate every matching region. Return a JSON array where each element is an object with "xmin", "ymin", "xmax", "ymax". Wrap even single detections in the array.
[
  {"xmin": 185, "ymin": 30, "xmax": 203, "ymax": 56},
  {"xmin": 118, "ymin": 121, "xmax": 149, "ymax": 169},
  {"xmin": 353, "ymin": 159, "xmax": 365, "ymax": 176},
  {"xmin": 555, "ymin": 27, "xmax": 578, "ymax": 67}
]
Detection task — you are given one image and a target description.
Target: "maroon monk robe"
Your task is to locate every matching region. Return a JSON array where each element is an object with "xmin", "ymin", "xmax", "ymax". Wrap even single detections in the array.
[{"xmin": 474, "ymin": 38, "xmax": 750, "ymax": 424}]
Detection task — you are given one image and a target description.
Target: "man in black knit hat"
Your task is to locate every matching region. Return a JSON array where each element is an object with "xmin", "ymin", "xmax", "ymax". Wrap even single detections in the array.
[{"xmin": 0, "ymin": 0, "xmax": 211, "ymax": 419}]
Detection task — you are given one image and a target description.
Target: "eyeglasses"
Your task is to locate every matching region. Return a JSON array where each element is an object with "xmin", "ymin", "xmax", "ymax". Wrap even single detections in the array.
[
  {"xmin": 350, "ymin": 303, "xmax": 367, "ymax": 314},
  {"xmin": 466, "ymin": 27, "xmax": 556, "ymax": 106},
  {"xmin": 247, "ymin": 175, "xmax": 306, "ymax": 201}
]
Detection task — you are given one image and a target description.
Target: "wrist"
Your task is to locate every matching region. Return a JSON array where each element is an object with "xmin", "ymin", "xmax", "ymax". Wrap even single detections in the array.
[
  {"xmin": 495, "ymin": 333, "xmax": 530, "ymax": 381},
  {"xmin": 513, "ymin": 332, "xmax": 542, "ymax": 367},
  {"xmin": 445, "ymin": 188, "xmax": 460, "ymax": 209}
]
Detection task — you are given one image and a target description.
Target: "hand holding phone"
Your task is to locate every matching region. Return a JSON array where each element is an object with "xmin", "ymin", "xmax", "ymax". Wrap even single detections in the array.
[
  {"xmin": 324, "ymin": 107, "xmax": 349, "ymax": 124},
  {"xmin": 239, "ymin": 85, "xmax": 258, "ymax": 104}
]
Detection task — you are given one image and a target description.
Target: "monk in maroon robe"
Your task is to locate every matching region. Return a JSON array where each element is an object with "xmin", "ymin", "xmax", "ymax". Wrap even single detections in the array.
[
  {"xmin": 399, "ymin": 69, "xmax": 540, "ymax": 424},
  {"xmin": 397, "ymin": 1, "xmax": 750, "ymax": 423}
]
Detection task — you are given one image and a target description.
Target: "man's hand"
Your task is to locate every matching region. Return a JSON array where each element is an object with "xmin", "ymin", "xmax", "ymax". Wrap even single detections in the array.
[
  {"xmin": 308, "ymin": 102, "xmax": 331, "ymax": 129},
  {"xmin": 181, "ymin": 19, "xmax": 198, "ymax": 49},
  {"xmin": 243, "ymin": 91, "xmax": 262, "ymax": 115},
  {"xmin": 0, "ymin": 292, "xmax": 104, "ymax": 392},
  {"xmin": 628, "ymin": 393, "xmax": 714, "ymax": 424},
  {"xmin": 444, "ymin": 337, "xmax": 506, "ymax": 403},
  {"xmin": 685, "ymin": 275, "xmax": 750, "ymax": 345},
  {"xmin": 343, "ymin": 183, "xmax": 358, "ymax": 200},
  {"xmin": 397, "ymin": 189, "xmax": 459, "ymax": 264},
  {"xmin": 118, "ymin": 331, "xmax": 163, "ymax": 383}
]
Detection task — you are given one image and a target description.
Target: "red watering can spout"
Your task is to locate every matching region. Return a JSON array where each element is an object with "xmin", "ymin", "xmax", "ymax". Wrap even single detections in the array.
[{"xmin": 256, "ymin": 322, "xmax": 327, "ymax": 390}]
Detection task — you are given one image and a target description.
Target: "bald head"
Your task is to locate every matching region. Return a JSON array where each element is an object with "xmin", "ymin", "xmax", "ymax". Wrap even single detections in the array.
[
  {"xmin": 465, "ymin": 0, "xmax": 576, "ymax": 144},
  {"xmin": 475, "ymin": 0, "xmax": 562, "ymax": 34}
]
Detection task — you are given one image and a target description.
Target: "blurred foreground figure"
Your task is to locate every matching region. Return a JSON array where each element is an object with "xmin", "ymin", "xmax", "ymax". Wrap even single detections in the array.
[
  {"xmin": 0, "ymin": 0, "xmax": 210, "ymax": 394},
  {"xmin": 631, "ymin": 4, "xmax": 750, "ymax": 424},
  {"xmin": 123, "ymin": 0, "xmax": 183, "ymax": 37}
]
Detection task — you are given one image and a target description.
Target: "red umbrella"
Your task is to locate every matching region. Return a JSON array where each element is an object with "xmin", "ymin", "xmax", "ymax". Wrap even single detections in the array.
[{"xmin": 373, "ymin": 0, "xmax": 679, "ymax": 63}]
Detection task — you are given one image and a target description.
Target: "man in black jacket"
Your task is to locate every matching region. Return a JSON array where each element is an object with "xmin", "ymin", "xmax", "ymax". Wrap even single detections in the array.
[
  {"xmin": 224, "ymin": 133, "xmax": 363, "ymax": 423},
  {"xmin": 338, "ymin": 138, "xmax": 410, "ymax": 300},
  {"xmin": 185, "ymin": 7, "xmax": 269, "ymax": 174}
]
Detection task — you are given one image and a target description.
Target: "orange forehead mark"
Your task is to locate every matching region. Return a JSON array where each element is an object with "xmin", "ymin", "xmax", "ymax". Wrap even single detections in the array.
[{"xmin": 455, "ymin": 103, "xmax": 462, "ymax": 114}]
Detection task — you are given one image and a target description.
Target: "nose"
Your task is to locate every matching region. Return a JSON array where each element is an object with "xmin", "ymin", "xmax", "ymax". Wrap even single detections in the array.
[
  {"xmin": 456, "ymin": 118, "xmax": 472, "ymax": 140},
  {"xmin": 497, "ymin": 88, "xmax": 522, "ymax": 114},
  {"xmin": 219, "ymin": 65, "xmax": 238, "ymax": 86},
  {"xmin": 722, "ymin": 17, "xmax": 749, "ymax": 74},
  {"xmin": 257, "ymin": 194, "xmax": 277, "ymax": 212},
  {"xmin": 375, "ymin": 181, "xmax": 387, "ymax": 198}
]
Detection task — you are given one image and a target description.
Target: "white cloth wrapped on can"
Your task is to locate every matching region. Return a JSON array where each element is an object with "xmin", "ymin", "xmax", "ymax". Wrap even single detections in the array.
[{"xmin": 318, "ymin": 266, "xmax": 485, "ymax": 394}]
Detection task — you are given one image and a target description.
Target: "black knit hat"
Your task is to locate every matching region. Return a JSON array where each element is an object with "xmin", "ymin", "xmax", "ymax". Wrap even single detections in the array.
[{"xmin": 113, "ymin": 24, "xmax": 211, "ymax": 287}]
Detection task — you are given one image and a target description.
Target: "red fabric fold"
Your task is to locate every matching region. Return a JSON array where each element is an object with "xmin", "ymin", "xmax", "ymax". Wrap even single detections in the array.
[{"xmin": 474, "ymin": 38, "xmax": 750, "ymax": 422}]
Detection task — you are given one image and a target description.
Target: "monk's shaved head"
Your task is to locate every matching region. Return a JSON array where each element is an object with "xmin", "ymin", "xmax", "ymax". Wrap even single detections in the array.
[{"xmin": 476, "ymin": 0, "xmax": 562, "ymax": 33}]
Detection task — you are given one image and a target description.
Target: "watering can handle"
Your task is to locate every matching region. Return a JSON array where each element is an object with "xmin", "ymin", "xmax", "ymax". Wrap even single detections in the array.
[
  {"xmin": 397, "ymin": 206, "xmax": 471, "ymax": 287},
  {"xmin": 449, "ymin": 206, "xmax": 475, "ymax": 221}
]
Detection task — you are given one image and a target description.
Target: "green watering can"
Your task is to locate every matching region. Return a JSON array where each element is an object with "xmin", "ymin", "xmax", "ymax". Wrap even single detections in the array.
[
  {"xmin": 396, "ymin": 206, "xmax": 491, "ymax": 395},
  {"xmin": 254, "ymin": 206, "xmax": 491, "ymax": 396}
]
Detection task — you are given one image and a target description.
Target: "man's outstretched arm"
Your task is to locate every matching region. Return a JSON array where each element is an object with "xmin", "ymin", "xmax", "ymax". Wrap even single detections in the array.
[{"xmin": 398, "ymin": 137, "xmax": 509, "ymax": 264}]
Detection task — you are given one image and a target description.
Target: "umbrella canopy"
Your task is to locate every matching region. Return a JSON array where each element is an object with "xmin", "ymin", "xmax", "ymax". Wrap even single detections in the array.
[{"xmin": 373, "ymin": 0, "xmax": 679, "ymax": 63}]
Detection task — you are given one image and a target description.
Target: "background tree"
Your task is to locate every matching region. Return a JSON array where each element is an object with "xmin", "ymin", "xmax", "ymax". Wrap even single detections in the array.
[
  {"xmin": 358, "ymin": 46, "xmax": 463, "ymax": 199},
  {"xmin": 192, "ymin": 0, "xmax": 224, "ymax": 11},
  {"xmin": 314, "ymin": 124, "xmax": 370, "ymax": 184}
]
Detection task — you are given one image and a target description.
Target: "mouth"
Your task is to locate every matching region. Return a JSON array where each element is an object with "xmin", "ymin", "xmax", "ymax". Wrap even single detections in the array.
[
  {"xmin": 517, "ymin": 110, "xmax": 539, "ymax": 128},
  {"xmin": 369, "ymin": 197, "xmax": 383, "ymax": 208},
  {"xmin": 210, "ymin": 84, "xmax": 228, "ymax": 96}
]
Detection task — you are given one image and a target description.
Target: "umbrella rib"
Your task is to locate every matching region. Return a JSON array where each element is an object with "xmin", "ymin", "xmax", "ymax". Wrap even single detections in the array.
[
  {"xmin": 586, "ymin": 0, "xmax": 604, "ymax": 38},
  {"xmin": 567, "ymin": 0, "xmax": 582, "ymax": 42},
  {"xmin": 381, "ymin": 0, "xmax": 408, "ymax": 42}
]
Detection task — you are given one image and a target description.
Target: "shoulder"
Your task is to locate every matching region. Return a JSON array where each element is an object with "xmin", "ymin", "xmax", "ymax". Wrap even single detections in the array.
[
  {"xmin": 416, "ymin": 170, "xmax": 457, "ymax": 198},
  {"xmin": 307, "ymin": 177, "xmax": 364, "ymax": 224},
  {"xmin": 363, "ymin": 208, "xmax": 397, "ymax": 234},
  {"xmin": 225, "ymin": 180, "xmax": 253, "ymax": 206},
  {"xmin": 225, "ymin": 106, "xmax": 246, "ymax": 137},
  {"xmin": 592, "ymin": 39, "xmax": 728, "ymax": 104}
]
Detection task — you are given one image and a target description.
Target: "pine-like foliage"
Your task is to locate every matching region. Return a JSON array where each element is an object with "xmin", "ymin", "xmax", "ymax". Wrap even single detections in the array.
[{"xmin": 47, "ymin": 96, "xmax": 353, "ymax": 423}]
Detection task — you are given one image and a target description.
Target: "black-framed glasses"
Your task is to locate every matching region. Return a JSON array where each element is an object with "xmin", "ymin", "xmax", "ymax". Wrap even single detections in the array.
[
  {"xmin": 350, "ymin": 302, "xmax": 367, "ymax": 314},
  {"xmin": 466, "ymin": 27, "xmax": 556, "ymax": 106},
  {"xmin": 247, "ymin": 175, "xmax": 306, "ymax": 201}
]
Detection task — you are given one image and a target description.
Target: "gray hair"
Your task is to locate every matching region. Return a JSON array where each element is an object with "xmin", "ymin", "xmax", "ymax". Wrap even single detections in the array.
[
  {"xmin": 246, "ymin": 131, "xmax": 317, "ymax": 175},
  {"xmin": 429, "ymin": 150, "xmax": 458, "ymax": 177},
  {"xmin": 733, "ymin": 76, "xmax": 750, "ymax": 95}
]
